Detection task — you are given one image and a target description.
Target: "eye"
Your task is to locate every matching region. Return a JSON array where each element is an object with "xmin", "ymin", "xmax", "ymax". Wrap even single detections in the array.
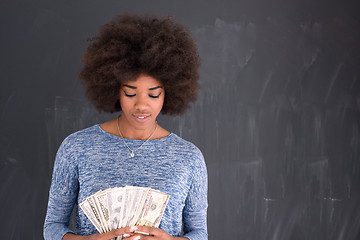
[
  {"xmin": 124, "ymin": 92, "xmax": 136, "ymax": 97},
  {"xmin": 149, "ymin": 93, "xmax": 161, "ymax": 98}
]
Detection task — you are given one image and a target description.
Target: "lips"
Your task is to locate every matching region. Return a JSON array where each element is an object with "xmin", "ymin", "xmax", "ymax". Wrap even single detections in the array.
[{"xmin": 133, "ymin": 114, "xmax": 151, "ymax": 121}]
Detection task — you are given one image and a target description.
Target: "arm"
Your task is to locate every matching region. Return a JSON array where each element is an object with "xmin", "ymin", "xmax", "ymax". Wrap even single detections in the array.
[
  {"xmin": 182, "ymin": 152, "xmax": 208, "ymax": 240},
  {"xmin": 43, "ymin": 138, "xmax": 79, "ymax": 240}
]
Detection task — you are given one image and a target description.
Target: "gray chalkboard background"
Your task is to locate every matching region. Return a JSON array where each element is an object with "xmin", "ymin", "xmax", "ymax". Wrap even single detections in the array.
[{"xmin": 1, "ymin": 0, "xmax": 360, "ymax": 239}]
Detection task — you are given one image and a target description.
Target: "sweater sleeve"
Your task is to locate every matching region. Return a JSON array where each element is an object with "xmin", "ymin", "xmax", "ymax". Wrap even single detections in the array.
[
  {"xmin": 43, "ymin": 138, "xmax": 79, "ymax": 240},
  {"xmin": 182, "ymin": 151, "xmax": 208, "ymax": 240}
]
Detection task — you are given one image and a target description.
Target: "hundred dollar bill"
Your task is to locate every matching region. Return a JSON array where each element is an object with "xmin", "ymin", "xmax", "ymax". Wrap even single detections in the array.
[
  {"xmin": 135, "ymin": 189, "xmax": 169, "ymax": 227},
  {"xmin": 118, "ymin": 186, "xmax": 132, "ymax": 228},
  {"xmin": 127, "ymin": 187, "xmax": 149, "ymax": 226},
  {"xmin": 79, "ymin": 200, "xmax": 104, "ymax": 233},
  {"xmin": 87, "ymin": 196, "xmax": 104, "ymax": 232},
  {"xmin": 107, "ymin": 187, "xmax": 125, "ymax": 230},
  {"xmin": 80, "ymin": 186, "xmax": 169, "ymax": 236},
  {"xmin": 123, "ymin": 186, "xmax": 139, "ymax": 227},
  {"xmin": 94, "ymin": 191, "xmax": 111, "ymax": 232}
]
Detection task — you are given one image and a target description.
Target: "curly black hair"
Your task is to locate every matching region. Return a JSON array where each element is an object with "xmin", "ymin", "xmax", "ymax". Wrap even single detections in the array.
[{"xmin": 79, "ymin": 14, "xmax": 200, "ymax": 115}]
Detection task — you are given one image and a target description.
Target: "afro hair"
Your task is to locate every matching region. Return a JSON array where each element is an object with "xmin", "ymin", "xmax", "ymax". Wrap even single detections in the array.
[{"xmin": 78, "ymin": 13, "xmax": 201, "ymax": 115}]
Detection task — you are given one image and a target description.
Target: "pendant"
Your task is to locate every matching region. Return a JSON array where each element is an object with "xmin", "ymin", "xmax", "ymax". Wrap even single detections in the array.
[{"xmin": 130, "ymin": 151, "xmax": 135, "ymax": 158}]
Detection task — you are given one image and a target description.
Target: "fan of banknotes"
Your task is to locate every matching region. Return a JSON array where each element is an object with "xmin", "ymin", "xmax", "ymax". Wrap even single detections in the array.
[{"xmin": 80, "ymin": 186, "xmax": 170, "ymax": 236}]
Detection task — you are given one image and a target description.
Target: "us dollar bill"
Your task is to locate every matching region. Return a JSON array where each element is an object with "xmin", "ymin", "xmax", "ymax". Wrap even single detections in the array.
[
  {"xmin": 79, "ymin": 200, "xmax": 104, "ymax": 233},
  {"xmin": 80, "ymin": 186, "xmax": 169, "ymax": 234},
  {"xmin": 94, "ymin": 190, "xmax": 111, "ymax": 232},
  {"xmin": 86, "ymin": 195, "xmax": 106, "ymax": 233},
  {"xmin": 107, "ymin": 188, "xmax": 125, "ymax": 230},
  {"xmin": 127, "ymin": 187, "xmax": 149, "ymax": 226},
  {"xmin": 135, "ymin": 189, "xmax": 170, "ymax": 227}
]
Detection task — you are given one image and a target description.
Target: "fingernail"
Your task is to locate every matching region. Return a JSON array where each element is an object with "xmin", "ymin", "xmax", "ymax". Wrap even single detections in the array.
[
  {"xmin": 130, "ymin": 226, "xmax": 138, "ymax": 232},
  {"xmin": 123, "ymin": 233, "xmax": 130, "ymax": 238},
  {"xmin": 136, "ymin": 236, "xmax": 141, "ymax": 240}
]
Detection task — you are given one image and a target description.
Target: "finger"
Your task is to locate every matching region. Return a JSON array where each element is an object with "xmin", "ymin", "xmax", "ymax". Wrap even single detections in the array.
[
  {"xmin": 126, "ymin": 233, "xmax": 154, "ymax": 240},
  {"xmin": 133, "ymin": 231, "xmax": 154, "ymax": 237},
  {"xmin": 133, "ymin": 226, "xmax": 159, "ymax": 236},
  {"xmin": 124, "ymin": 235, "xmax": 142, "ymax": 240},
  {"xmin": 102, "ymin": 226, "xmax": 138, "ymax": 239}
]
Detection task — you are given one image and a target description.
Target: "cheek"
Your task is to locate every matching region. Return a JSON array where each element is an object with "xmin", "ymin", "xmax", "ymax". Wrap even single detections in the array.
[
  {"xmin": 157, "ymin": 95, "xmax": 165, "ymax": 110},
  {"xmin": 119, "ymin": 96, "xmax": 131, "ymax": 111}
]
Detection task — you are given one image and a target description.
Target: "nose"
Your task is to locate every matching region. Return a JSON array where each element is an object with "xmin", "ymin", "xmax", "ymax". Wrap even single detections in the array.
[{"xmin": 134, "ymin": 94, "xmax": 148, "ymax": 110}]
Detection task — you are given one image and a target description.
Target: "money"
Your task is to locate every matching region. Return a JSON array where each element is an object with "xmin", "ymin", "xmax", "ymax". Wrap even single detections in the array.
[
  {"xmin": 135, "ymin": 189, "xmax": 169, "ymax": 227},
  {"xmin": 80, "ymin": 186, "xmax": 169, "ymax": 236},
  {"xmin": 93, "ymin": 190, "xmax": 111, "ymax": 231},
  {"xmin": 79, "ymin": 200, "xmax": 104, "ymax": 233},
  {"xmin": 107, "ymin": 188, "xmax": 125, "ymax": 230}
]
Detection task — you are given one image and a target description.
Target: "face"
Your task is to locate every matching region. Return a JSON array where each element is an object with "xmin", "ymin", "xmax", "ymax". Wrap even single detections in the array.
[{"xmin": 119, "ymin": 74, "xmax": 165, "ymax": 130}]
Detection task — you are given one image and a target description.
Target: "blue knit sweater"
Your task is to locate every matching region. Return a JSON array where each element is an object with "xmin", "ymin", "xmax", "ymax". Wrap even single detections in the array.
[{"xmin": 43, "ymin": 125, "xmax": 208, "ymax": 240}]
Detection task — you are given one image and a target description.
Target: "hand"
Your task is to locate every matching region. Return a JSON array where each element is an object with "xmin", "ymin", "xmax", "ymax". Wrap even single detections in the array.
[
  {"xmin": 123, "ymin": 226, "xmax": 187, "ymax": 240},
  {"xmin": 63, "ymin": 226, "xmax": 138, "ymax": 240}
]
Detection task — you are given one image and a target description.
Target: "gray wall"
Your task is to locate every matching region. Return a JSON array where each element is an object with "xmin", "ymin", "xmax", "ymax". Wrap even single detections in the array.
[{"xmin": 1, "ymin": 0, "xmax": 360, "ymax": 239}]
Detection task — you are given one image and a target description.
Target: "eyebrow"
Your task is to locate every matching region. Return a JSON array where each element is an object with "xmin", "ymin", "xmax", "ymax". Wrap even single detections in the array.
[
  {"xmin": 123, "ymin": 84, "xmax": 136, "ymax": 89},
  {"xmin": 149, "ymin": 86, "xmax": 163, "ymax": 90},
  {"xmin": 123, "ymin": 84, "xmax": 162, "ymax": 90}
]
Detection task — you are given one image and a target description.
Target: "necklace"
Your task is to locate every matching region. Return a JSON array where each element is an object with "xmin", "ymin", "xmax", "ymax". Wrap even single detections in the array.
[{"xmin": 116, "ymin": 116, "xmax": 158, "ymax": 157}]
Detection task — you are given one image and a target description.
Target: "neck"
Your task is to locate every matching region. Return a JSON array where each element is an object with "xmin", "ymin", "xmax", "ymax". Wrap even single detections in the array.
[{"xmin": 116, "ymin": 115, "xmax": 157, "ymax": 140}]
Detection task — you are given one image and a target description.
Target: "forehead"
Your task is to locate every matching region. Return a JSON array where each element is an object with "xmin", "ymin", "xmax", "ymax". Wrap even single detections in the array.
[{"xmin": 122, "ymin": 74, "xmax": 163, "ymax": 87}]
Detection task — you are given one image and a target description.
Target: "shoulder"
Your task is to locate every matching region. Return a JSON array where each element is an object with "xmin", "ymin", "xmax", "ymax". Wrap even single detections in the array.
[
  {"xmin": 166, "ymin": 133, "xmax": 200, "ymax": 150},
  {"xmin": 58, "ymin": 125, "xmax": 100, "ymax": 153},
  {"xmin": 55, "ymin": 125, "xmax": 102, "ymax": 167},
  {"xmin": 166, "ymin": 133, "xmax": 205, "ymax": 163}
]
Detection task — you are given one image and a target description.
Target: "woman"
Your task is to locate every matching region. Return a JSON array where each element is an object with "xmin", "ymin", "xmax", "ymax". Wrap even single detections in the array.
[{"xmin": 43, "ymin": 14, "xmax": 208, "ymax": 240}]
